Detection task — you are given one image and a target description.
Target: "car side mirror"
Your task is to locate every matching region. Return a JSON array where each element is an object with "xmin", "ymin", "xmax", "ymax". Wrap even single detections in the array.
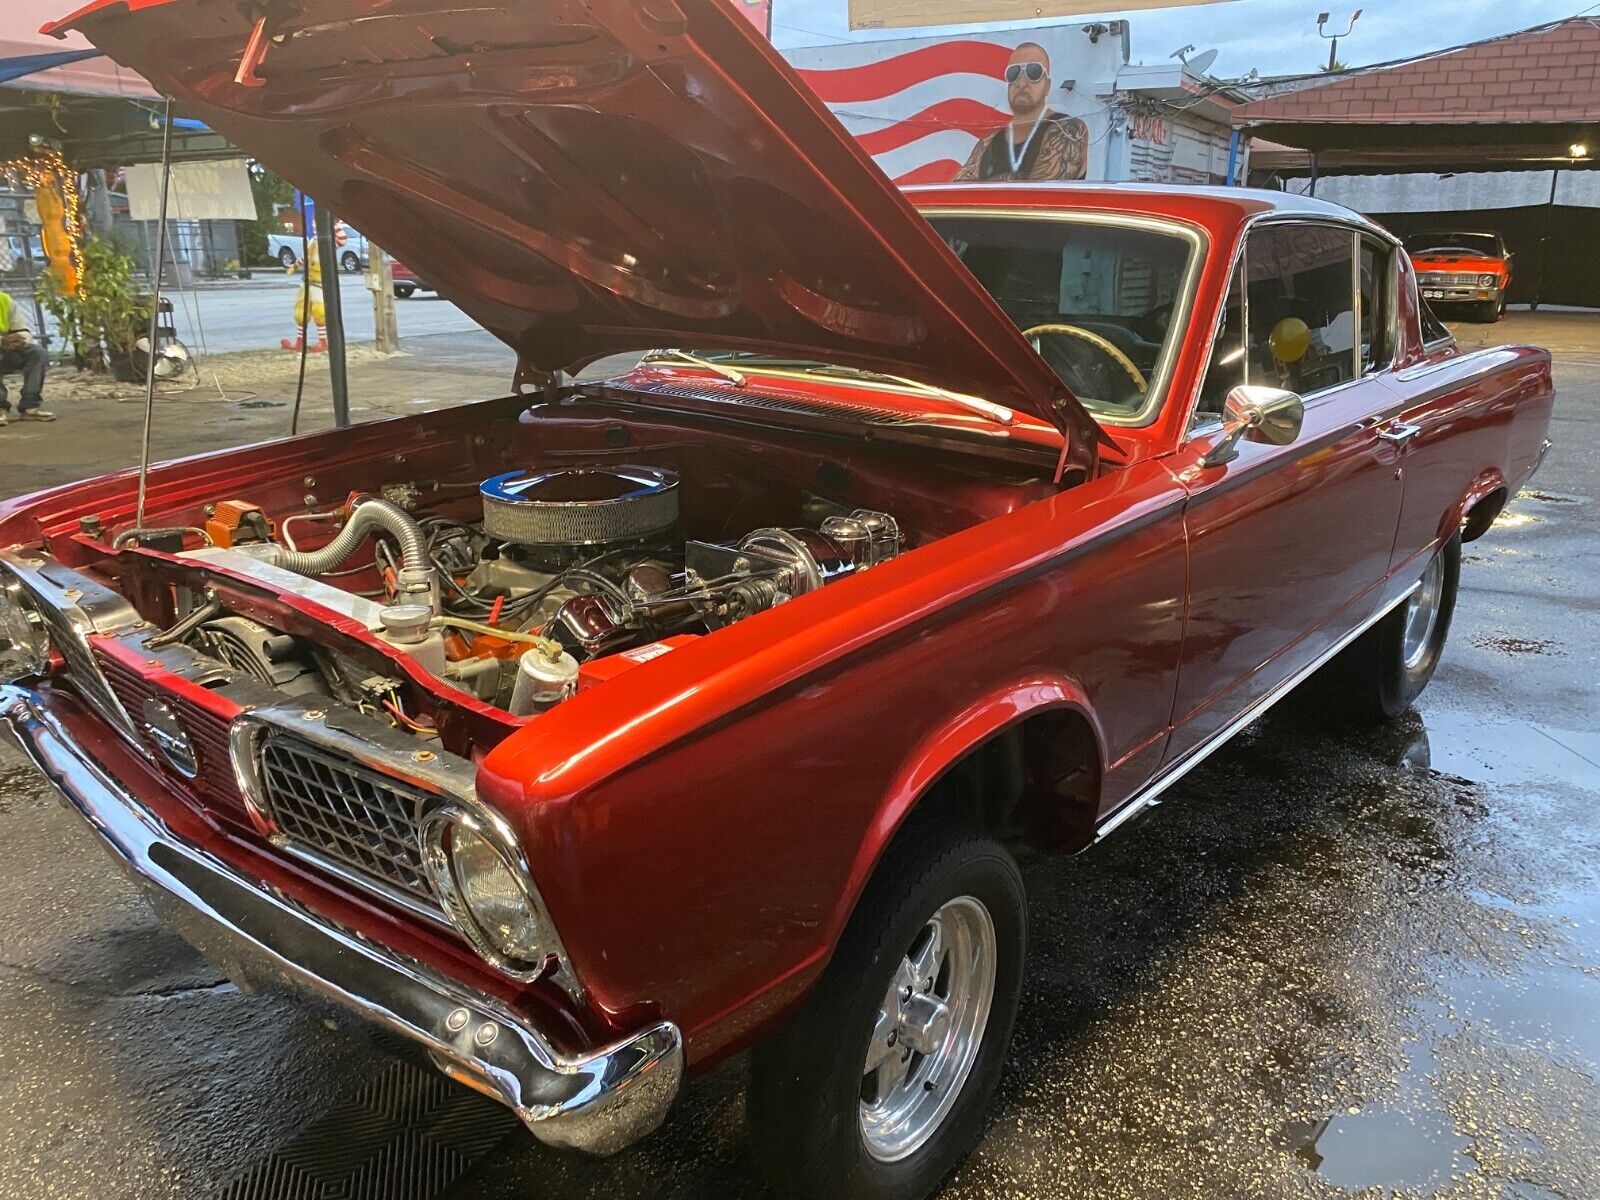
[{"xmin": 1202, "ymin": 385, "xmax": 1304, "ymax": 467}]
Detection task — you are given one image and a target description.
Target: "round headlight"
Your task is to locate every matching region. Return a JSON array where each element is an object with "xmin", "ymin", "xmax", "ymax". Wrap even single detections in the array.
[
  {"xmin": 422, "ymin": 805, "xmax": 551, "ymax": 977},
  {"xmin": 450, "ymin": 822, "xmax": 545, "ymax": 959},
  {"xmin": 0, "ymin": 576, "xmax": 50, "ymax": 682},
  {"xmin": 1479, "ymin": 273, "xmax": 1497, "ymax": 287}
]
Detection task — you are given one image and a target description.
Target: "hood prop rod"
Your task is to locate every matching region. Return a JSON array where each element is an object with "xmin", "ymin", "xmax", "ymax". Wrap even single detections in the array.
[{"xmin": 130, "ymin": 97, "xmax": 174, "ymax": 544}]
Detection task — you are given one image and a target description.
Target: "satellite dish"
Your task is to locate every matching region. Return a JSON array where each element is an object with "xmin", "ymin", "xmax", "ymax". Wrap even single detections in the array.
[{"xmin": 1188, "ymin": 48, "xmax": 1219, "ymax": 76}]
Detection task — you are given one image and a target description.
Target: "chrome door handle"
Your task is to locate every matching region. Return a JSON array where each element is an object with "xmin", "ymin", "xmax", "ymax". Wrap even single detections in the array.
[{"xmin": 1376, "ymin": 421, "xmax": 1422, "ymax": 446}]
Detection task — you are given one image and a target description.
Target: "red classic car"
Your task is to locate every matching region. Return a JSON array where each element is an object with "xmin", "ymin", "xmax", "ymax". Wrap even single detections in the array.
[
  {"xmin": 6, "ymin": 2, "xmax": 1553, "ymax": 1198},
  {"xmin": 387, "ymin": 257, "xmax": 430, "ymax": 300},
  {"xmin": 1404, "ymin": 230, "xmax": 1514, "ymax": 323}
]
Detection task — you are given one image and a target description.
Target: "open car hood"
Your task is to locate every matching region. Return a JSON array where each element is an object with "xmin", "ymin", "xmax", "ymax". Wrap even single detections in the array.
[{"xmin": 48, "ymin": 0, "xmax": 1108, "ymax": 466}]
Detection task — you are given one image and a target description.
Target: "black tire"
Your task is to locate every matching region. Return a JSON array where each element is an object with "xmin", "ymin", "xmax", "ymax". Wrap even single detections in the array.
[
  {"xmin": 748, "ymin": 830, "xmax": 1026, "ymax": 1200},
  {"xmin": 340, "ymin": 250, "xmax": 361, "ymax": 273},
  {"xmin": 1469, "ymin": 299, "xmax": 1501, "ymax": 323},
  {"xmin": 277, "ymin": 246, "xmax": 297, "ymax": 269},
  {"xmin": 393, "ymin": 284, "xmax": 415, "ymax": 299},
  {"xmin": 1311, "ymin": 533, "xmax": 1461, "ymax": 721}
]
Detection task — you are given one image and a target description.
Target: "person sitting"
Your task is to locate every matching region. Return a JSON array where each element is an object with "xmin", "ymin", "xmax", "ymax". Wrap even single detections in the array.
[{"xmin": 0, "ymin": 289, "xmax": 55, "ymax": 427}]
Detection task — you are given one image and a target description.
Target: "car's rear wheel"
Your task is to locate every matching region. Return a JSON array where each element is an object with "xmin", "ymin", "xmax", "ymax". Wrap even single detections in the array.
[
  {"xmin": 277, "ymin": 246, "xmax": 297, "ymax": 269},
  {"xmin": 1304, "ymin": 533, "xmax": 1461, "ymax": 721},
  {"xmin": 748, "ymin": 830, "xmax": 1026, "ymax": 1200},
  {"xmin": 394, "ymin": 284, "xmax": 415, "ymax": 299},
  {"xmin": 341, "ymin": 250, "xmax": 361, "ymax": 273}
]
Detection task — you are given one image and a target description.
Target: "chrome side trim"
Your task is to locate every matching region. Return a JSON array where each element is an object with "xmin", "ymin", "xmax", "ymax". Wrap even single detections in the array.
[
  {"xmin": 0, "ymin": 684, "xmax": 677, "ymax": 1155},
  {"xmin": 1095, "ymin": 578, "xmax": 1421, "ymax": 842}
]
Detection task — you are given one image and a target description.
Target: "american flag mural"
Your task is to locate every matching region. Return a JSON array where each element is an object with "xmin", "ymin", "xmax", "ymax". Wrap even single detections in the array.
[
  {"xmin": 789, "ymin": 30, "xmax": 1117, "ymax": 185},
  {"xmin": 733, "ymin": 0, "xmax": 772, "ymax": 36}
]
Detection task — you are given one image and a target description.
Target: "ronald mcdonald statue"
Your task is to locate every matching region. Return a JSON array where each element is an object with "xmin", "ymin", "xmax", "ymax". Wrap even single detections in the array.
[{"xmin": 281, "ymin": 237, "xmax": 327, "ymax": 353}]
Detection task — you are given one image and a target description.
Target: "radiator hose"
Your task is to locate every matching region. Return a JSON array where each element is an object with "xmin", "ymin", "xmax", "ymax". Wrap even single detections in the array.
[{"xmin": 276, "ymin": 495, "xmax": 433, "ymax": 588}]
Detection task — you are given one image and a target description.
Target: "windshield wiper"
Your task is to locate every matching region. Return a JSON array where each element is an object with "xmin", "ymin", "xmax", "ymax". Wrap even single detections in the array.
[
  {"xmin": 793, "ymin": 364, "xmax": 1015, "ymax": 426},
  {"xmin": 640, "ymin": 349, "xmax": 747, "ymax": 387}
]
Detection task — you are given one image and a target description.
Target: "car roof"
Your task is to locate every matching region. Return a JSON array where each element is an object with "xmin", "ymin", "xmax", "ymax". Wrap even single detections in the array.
[{"xmin": 902, "ymin": 181, "xmax": 1397, "ymax": 242}]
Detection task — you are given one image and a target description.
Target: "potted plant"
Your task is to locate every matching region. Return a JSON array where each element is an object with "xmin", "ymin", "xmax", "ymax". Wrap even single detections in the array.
[{"xmin": 36, "ymin": 238, "xmax": 152, "ymax": 380}]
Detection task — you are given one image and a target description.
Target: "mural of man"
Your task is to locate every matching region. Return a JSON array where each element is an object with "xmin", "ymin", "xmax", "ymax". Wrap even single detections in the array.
[{"xmin": 954, "ymin": 42, "xmax": 1088, "ymax": 182}]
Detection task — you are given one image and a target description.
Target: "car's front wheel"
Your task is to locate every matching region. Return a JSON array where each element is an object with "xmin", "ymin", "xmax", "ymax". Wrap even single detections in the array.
[
  {"xmin": 748, "ymin": 830, "xmax": 1026, "ymax": 1200},
  {"xmin": 394, "ymin": 284, "xmax": 415, "ymax": 299},
  {"xmin": 277, "ymin": 246, "xmax": 297, "ymax": 269},
  {"xmin": 341, "ymin": 250, "xmax": 361, "ymax": 273}
]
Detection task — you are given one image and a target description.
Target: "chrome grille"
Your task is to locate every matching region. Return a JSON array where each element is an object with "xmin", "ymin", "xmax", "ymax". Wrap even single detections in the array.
[
  {"xmin": 256, "ymin": 732, "xmax": 438, "ymax": 910},
  {"xmin": 3, "ymin": 561, "xmax": 144, "ymax": 748},
  {"xmin": 49, "ymin": 616, "xmax": 140, "ymax": 737},
  {"xmin": 1419, "ymin": 271, "xmax": 1481, "ymax": 287},
  {"xmin": 95, "ymin": 650, "xmax": 243, "ymax": 813}
]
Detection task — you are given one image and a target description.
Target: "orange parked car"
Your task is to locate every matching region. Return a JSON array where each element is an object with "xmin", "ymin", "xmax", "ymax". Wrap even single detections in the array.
[{"xmin": 1404, "ymin": 231, "xmax": 1513, "ymax": 323}]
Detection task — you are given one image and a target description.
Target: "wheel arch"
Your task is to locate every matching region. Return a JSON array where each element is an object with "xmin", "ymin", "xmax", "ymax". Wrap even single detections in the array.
[
  {"xmin": 823, "ymin": 676, "xmax": 1105, "ymax": 963},
  {"xmin": 1451, "ymin": 469, "xmax": 1509, "ymax": 543}
]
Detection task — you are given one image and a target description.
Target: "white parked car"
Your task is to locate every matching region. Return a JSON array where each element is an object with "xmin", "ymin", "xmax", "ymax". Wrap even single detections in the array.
[{"xmin": 267, "ymin": 227, "xmax": 368, "ymax": 273}]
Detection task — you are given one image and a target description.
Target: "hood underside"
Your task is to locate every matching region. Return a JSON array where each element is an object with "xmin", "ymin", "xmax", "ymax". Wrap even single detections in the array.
[{"xmin": 49, "ymin": 0, "xmax": 1108, "ymax": 467}]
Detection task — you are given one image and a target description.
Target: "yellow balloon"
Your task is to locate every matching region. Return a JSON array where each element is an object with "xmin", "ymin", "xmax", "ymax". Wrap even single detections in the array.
[{"xmin": 1268, "ymin": 316, "xmax": 1311, "ymax": 364}]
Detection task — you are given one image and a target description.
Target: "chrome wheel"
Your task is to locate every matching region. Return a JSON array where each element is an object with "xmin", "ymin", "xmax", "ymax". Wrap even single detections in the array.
[
  {"xmin": 1402, "ymin": 552, "xmax": 1446, "ymax": 670},
  {"xmin": 859, "ymin": 895, "xmax": 996, "ymax": 1163}
]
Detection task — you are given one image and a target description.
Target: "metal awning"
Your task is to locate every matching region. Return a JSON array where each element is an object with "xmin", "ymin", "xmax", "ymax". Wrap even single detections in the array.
[{"xmin": 1233, "ymin": 16, "xmax": 1600, "ymax": 177}]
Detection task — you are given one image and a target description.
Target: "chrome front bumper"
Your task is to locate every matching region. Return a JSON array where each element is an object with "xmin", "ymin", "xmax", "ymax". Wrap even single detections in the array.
[
  {"xmin": 1418, "ymin": 283, "xmax": 1502, "ymax": 303},
  {"xmin": 0, "ymin": 683, "xmax": 681, "ymax": 1156}
]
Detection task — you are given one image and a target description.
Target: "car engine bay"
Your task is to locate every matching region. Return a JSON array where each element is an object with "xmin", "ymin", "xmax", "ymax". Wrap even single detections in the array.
[{"xmin": 139, "ymin": 463, "xmax": 902, "ymax": 732}]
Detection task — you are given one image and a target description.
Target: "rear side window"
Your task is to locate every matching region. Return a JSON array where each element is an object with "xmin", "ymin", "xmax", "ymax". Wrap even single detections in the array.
[
  {"xmin": 1241, "ymin": 224, "xmax": 1357, "ymax": 396},
  {"xmin": 1359, "ymin": 237, "xmax": 1396, "ymax": 373},
  {"xmin": 1419, "ymin": 298, "xmax": 1453, "ymax": 347}
]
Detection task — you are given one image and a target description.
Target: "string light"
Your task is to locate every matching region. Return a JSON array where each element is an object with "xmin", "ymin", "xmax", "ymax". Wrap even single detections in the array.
[{"xmin": 0, "ymin": 146, "xmax": 84, "ymax": 292}]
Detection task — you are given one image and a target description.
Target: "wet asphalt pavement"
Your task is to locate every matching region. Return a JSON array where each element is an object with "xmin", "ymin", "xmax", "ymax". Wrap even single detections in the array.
[{"xmin": 0, "ymin": 311, "xmax": 1595, "ymax": 1199}]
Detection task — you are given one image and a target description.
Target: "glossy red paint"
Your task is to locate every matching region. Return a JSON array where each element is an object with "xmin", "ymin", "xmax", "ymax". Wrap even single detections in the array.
[
  {"xmin": 1409, "ymin": 250, "xmax": 1512, "ymax": 284},
  {"xmin": 9, "ymin": 0, "xmax": 1556, "ymax": 1102},
  {"xmin": 0, "ymin": 182, "xmax": 1556, "ymax": 1074},
  {"xmin": 45, "ymin": 0, "xmax": 1106, "ymax": 466}
]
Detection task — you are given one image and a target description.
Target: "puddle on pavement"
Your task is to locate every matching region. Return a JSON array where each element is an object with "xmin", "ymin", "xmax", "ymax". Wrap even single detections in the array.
[
  {"xmin": 1278, "ymin": 705, "xmax": 1600, "ymax": 1198},
  {"xmin": 1294, "ymin": 1106, "xmax": 1475, "ymax": 1193},
  {"xmin": 1417, "ymin": 707, "xmax": 1600, "ymax": 789}
]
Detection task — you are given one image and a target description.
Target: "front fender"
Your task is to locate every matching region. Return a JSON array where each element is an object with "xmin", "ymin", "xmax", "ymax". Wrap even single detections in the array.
[{"xmin": 825, "ymin": 673, "xmax": 1104, "ymax": 958}]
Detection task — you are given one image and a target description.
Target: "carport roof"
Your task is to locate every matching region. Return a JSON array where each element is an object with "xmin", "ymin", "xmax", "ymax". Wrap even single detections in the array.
[{"xmin": 1233, "ymin": 16, "xmax": 1600, "ymax": 171}]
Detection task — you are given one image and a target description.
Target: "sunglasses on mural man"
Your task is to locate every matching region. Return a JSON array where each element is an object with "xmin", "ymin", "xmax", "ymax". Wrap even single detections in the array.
[{"xmin": 1004, "ymin": 62, "xmax": 1047, "ymax": 83}]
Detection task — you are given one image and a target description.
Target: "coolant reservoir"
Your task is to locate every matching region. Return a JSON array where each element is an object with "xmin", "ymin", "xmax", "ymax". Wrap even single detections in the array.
[{"xmin": 377, "ymin": 603, "xmax": 447, "ymax": 676}]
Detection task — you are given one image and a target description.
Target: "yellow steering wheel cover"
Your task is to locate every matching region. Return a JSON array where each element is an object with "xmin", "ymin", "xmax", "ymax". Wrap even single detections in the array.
[{"xmin": 1022, "ymin": 323, "xmax": 1149, "ymax": 395}]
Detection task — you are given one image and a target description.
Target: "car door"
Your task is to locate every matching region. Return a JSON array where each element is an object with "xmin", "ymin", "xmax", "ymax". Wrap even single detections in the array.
[{"xmin": 1165, "ymin": 220, "xmax": 1406, "ymax": 764}]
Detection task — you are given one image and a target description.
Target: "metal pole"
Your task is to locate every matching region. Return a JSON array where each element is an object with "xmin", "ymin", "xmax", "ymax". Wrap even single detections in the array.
[
  {"xmin": 1534, "ymin": 167, "xmax": 1559, "ymax": 312},
  {"xmin": 135, "ymin": 98, "xmax": 175, "ymax": 534},
  {"xmin": 369, "ymin": 244, "xmax": 399, "ymax": 353},
  {"xmin": 1307, "ymin": 151, "xmax": 1319, "ymax": 197},
  {"xmin": 314, "ymin": 204, "xmax": 350, "ymax": 426},
  {"xmin": 1225, "ymin": 129, "xmax": 1241, "ymax": 187},
  {"xmin": 18, "ymin": 226, "xmax": 47, "ymax": 351}
]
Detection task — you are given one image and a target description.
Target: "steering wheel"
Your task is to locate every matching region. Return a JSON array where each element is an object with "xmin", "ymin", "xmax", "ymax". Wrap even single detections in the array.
[{"xmin": 1022, "ymin": 323, "xmax": 1149, "ymax": 395}]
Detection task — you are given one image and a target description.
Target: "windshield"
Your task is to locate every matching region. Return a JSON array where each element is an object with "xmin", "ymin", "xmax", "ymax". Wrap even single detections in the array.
[
  {"xmin": 1405, "ymin": 232, "xmax": 1500, "ymax": 257},
  {"xmin": 670, "ymin": 214, "xmax": 1196, "ymax": 424},
  {"xmin": 926, "ymin": 215, "xmax": 1194, "ymax": 420}
]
